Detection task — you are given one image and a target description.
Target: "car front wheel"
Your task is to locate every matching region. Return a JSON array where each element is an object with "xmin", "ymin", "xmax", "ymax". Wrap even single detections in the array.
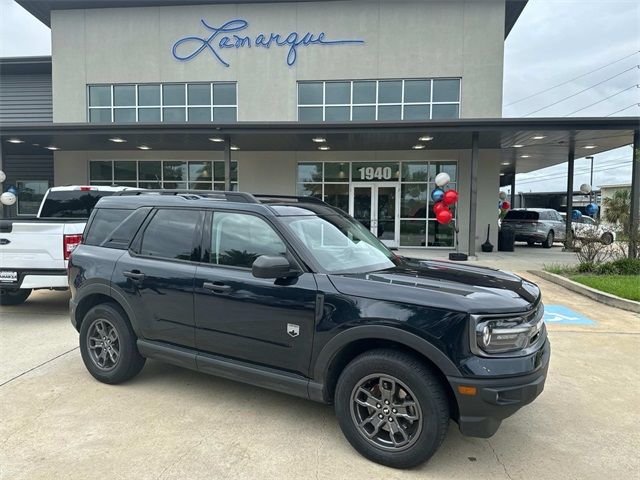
[
  {"xmin": 334, "ymin": 349, "xmax": 450, "ymax": 469},
  {"xmin": 79, "ymin": 302, "xmax": 145, "ymax": 384},
  {"xmin": 600, "ymin": 232, "xmax": 614, "ymax": 245},
  {"xmin": 0, "ymin": 288, "xmax": 32, "ymax": 306}
]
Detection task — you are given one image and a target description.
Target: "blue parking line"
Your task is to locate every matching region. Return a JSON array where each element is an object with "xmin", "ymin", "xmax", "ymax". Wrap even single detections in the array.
[{"xmin": 543, "ymin": 305, "xmax": 597, "ymax": 326}]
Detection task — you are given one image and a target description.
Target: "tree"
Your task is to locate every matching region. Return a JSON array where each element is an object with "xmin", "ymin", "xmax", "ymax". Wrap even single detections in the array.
[{"xmin": 602, "ymin": 189, "xmax": 631, "ymax": 235}]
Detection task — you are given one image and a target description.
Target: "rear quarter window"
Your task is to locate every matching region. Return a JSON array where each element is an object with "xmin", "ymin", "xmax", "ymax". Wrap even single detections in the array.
[
  {"xmin": 85, "ymin": 208, "xmax": 151, "ymax": 249},
  {"xmin": 40, "ymin": 190, "xmax": 116, "ymax": 218}
]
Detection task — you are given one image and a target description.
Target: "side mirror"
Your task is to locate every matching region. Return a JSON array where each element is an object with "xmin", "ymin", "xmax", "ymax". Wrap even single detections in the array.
[{"xmin": 252, "ymin": 255, "xmax": 300, "ymax": 279}]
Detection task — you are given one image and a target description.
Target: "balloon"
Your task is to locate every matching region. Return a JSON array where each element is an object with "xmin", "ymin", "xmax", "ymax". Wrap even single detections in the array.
[
  {"xmin": 501, "ymin": 200, "xmax": 510, "ymax": 210},
  {"xmin": 443, "ymin": 189, "xmax": 458, "ymax": 205},
  {"xmin": 431, "ymin": 188, "xmax": 445, "ymax": 202},
  {"xmin": 434, "ymin": 172, "xmax": 450, "ymax": 187},
  {"xmin": 580, "ymin": 183, "xmax": 592, "ymax": 194},
  {"xmin": 585, "ymin": 203, "xmax": 599, "ymax": 215},
  {"xmin": 7, "ymin": 186, "xmax": 17, "ymax": 195},
  {"xmin": 571, "ymin": 210, "xmax": 582, "ymax": 221},
  {"xmin": 436, "ymin": 208, "xmax": 453, "ymax": 225},
  {"xmin": 0, "ymin": 170, "xmax": 5, "ymax": 183},
  {"xmin": 498, "ymin": 191, "xmax": 507, "ymax": 200},
  {"xmin": 0, "ymin": 191, "xmax": 16, "ymax": 206},
  {"xmin": 433, "ymin": 201, "xmax": 447, "ymax": 215}
]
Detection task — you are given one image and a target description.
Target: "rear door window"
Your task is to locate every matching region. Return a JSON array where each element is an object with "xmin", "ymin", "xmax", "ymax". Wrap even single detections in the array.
[
  {"xmin": 39, "ymin": 190, "xmax": 116, "ymax": 218},
  {"xmin": 504, "ymin": 210, "xmax": 539, "ymax": 221},
  {"xmin": 139, "ymin": 209, "xmax": 202, "ymax": 261}
]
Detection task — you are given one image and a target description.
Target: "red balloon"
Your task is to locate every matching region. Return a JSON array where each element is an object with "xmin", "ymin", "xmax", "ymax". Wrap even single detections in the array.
[
  {"xmin": 433, "ymin": 201, "xmax": 447, "ymax": 215},
  {"xmin": 501, "ymin": 200, "xmax": 511, "ymax": 210},
  {"xmin": 436, "ymin": 208, "xmax": 453, "ymax": 225},
  {"xmin": 443, "ymin": 189, "xmax": 459, "ymax": 205}
]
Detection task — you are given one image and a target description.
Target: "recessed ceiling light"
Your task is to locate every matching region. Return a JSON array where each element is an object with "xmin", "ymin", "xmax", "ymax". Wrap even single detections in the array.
[
  {"xmin": 230, "ymin": 145, "xmax": 239, "ymax": 151},
  {"xmin": 520, "ymin": 155, "xmax": 531, "ymax": 158},
  {"xmin": 45, "ymin": 146, "xmax": 59, "ymax": 151},
  {"xmin": 318, "ymin": 145, "xmax": 330, "ymax": 151},
  {"xmin": 7, "ymin": 138, "xmax": 24, "ymax": 144},
  {"xmin": 500, "ymin": 173, "xmax": 505, "ymax": 176},
  {"xmin": 531, "ymin": 135, "xmax": 546, "ymax": 140},
  {"xmin": 412, "ymin": 144, "xmax": 426, "ymax": 150},
  {"xmin": 208, "ymin": 136, "xmax": 224, "ymax": 143},
  {"xmin": 501, "ymin": 161, "xmax": 510, "ymax": 165},
  {"xmin": 513, "ymin": 144, "xmax": 524, "ymax": 148},
  {"xmin": 109, "ymin": 137, "xmax": 127, "ymax": 143},
  {"xmin": 418, "ymin": 135, "xmax": 434, "ymax": 142},
  {"xmin": 137, "ymin": 145, "xmax": 151, "ymax": 150},
  {"xmin": 312, "ymin": 137, "xmax": 327, "ymax": 143},
  {"xmin": 583, "ymin": 145, "xmax": 597, "ymax": 149}
]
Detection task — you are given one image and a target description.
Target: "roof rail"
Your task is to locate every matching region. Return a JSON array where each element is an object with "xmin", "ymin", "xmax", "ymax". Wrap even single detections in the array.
[
  {"xmin": 253, "ymin": 194, "xmax": 327, "ymax": 205},
  {"xmin": 113, "ymin": 189, "xmax": 258, "ymax": 203}
]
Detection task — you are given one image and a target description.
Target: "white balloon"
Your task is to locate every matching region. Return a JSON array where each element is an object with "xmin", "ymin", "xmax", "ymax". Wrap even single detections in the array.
[
  {"xmin": 1, "ymin": 191, "xmax": 16, "ymax": 206},
  {"xmin": 435, "ymin": 172, "xmax": 450, "ymax": 187},
  {"xmin": 0, "ymin": 170, "xmax": 5, "ymax": 183},
  {"xmin": 498, "ymin": 191, "xmax": 507, "ymax": 200},
  {"xmin": 579, "ymin": 183, "xmax": 592, "ymax": 194}
]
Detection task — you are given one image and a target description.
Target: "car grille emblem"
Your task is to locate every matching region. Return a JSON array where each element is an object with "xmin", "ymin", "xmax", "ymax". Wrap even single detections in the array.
[{"xmin": 287, "ymin": 324, "xmax": 300, "ymax": 337}]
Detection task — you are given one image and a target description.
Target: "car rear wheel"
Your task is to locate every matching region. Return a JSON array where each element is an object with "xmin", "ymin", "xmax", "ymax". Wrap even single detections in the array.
[
  {"xmin": 542, "ymin": 231, "xmax": 554, "ymax": 248},
  {"xmin": 600, "ymin": 232, "xmax": 614, "ymax": 245},
  {"xmin": 0, "ymin": 288, "xmax": 32, "ymax": 306},
  {"xmin": 334, "ymin": 349, "xmax": 450, "ymax": 469},
  {"xmin": 79, "ymin": 302, "xmax": 145, "ymax": 384}
]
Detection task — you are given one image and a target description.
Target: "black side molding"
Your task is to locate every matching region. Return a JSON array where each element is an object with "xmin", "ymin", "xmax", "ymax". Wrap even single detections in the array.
[{"xmin": 137, "ymin": 339, "xmax": 325, "ymax": 403}]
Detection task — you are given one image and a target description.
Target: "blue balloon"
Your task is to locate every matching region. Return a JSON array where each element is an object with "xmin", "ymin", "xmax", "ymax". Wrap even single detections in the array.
[
  {"xmin": 585, "ymin": 203, "xmax": 599, "ymax": 216},
  {"xmin": 571, "ymin": 209, "xmax": 582, "ymax": 221},
  {"xmin": 431, "ymin": 188, "xmax": 445, "ymax": 202},
  {"xmin": 7, "ymin": 186, "xmax": 17, "ymax": 195}
]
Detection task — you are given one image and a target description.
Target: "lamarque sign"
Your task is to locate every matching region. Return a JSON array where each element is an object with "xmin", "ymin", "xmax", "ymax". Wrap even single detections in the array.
[{"xmin": 172, "ymin": 19, "xmax": 365, "ymax": 67}]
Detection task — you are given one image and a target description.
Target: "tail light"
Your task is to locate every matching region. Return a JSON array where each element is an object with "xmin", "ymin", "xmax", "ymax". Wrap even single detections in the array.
[{"xmin": 63, "ymin": 234, "xmax": 83, "ymax": 260}]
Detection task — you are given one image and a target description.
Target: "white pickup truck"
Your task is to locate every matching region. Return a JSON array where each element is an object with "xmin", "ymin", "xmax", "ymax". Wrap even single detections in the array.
[{"xmin": 0, "ymin": 186, "xmax": 130, "ymax": 305}]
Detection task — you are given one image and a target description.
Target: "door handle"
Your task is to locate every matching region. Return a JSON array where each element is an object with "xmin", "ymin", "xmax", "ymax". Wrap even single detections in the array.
[
  {"xmin": 123, "ymin": 270, "xmax": 145, "ymax": 281},
  {"xmin": 0, "ymin": 238, "xmax": 9, "ymax": 245},
  {"xmin": 203, "ymin": 281, "xmax": 231, "ymax": 293}
]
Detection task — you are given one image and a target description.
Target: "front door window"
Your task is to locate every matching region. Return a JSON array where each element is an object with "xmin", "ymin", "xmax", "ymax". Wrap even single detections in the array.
[{"xmin": 350, "ymin": 183, "xmax": 399, "ymax": 248}]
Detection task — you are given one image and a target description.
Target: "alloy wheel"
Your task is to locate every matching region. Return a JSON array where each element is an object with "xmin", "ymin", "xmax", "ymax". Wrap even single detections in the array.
[
  {"xmin": 350, "ymin": 374, "xmax": 423, "ymax": 451},
  {"xmin": 86, "ymin": 318, "xmax": 120, "ymax": 371}
]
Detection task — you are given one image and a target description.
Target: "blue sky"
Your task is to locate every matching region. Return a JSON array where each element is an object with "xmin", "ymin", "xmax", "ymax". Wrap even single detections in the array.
[{"xmin": 0, "ymin": 0, "xmax": 638, "ymax": 192}]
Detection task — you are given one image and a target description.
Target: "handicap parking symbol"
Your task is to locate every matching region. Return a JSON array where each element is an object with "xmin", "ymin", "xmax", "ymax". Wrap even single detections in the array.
[{"xmin": 543, "ymin": 305, "xmax": 597, "ymax": 326}]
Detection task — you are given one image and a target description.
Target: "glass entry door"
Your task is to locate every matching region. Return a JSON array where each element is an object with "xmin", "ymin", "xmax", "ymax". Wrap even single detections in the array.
[{"xmin": 350, "ymin": 183, "xmax": 400, "ymax": 248}]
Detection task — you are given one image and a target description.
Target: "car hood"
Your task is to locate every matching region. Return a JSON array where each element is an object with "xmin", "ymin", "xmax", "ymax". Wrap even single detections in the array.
[{"xmin": 328, "ymin": 258, "xmax": 540, "ymax": 314}]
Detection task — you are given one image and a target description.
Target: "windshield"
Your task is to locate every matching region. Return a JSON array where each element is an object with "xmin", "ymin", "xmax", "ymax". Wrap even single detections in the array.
[{"xmin": 282, "ymin": 214, "xmax": 397, "ymax": 274}]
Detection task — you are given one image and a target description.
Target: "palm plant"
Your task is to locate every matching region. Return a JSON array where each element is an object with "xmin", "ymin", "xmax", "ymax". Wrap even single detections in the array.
[{"xmin": 602, "ymin": 189, "xmax": 631, "ymax": 235}]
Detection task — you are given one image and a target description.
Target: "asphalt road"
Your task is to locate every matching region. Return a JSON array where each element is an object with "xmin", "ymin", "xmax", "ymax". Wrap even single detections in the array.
[{"xmin": 1, "ymin": 275, "xmax": 638, "ymax": 480}]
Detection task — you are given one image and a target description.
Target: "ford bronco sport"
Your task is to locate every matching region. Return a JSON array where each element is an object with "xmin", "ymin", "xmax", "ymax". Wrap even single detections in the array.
[{"xmin": 68, "ymin": 190, "xmax": 550, "ymax": 469}]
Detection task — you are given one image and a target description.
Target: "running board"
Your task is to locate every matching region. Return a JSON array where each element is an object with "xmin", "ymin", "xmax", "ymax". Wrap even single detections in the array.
[{"xmin": 137, "ymin": 339, "xmax": 323, "ymax": 402}]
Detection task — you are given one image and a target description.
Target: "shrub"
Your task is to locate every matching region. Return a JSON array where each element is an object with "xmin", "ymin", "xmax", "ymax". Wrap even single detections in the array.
[
  {"xmin": 577, "ymin": 262, "xmax": 595, "ymax": 273},
  {"xmin": 606, "ymin": 258, "xmax": 640, "ymax": 275}
]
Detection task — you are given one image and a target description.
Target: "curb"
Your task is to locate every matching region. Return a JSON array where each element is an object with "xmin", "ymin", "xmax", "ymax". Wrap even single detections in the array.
[{"xmin": 529, "ymin": 270, "xmax": 640, "ymax": 314}]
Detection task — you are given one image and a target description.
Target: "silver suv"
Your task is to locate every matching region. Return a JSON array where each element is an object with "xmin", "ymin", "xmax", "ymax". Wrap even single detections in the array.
[{"xmin": 501, "ymin": 208, "xmax": 566, "ymax": 248}]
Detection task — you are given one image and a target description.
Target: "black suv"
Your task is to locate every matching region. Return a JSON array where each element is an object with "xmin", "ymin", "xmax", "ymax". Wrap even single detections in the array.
[{"xmin": 69, "ymin": 191, "xmax": 550, "ymax": 469}]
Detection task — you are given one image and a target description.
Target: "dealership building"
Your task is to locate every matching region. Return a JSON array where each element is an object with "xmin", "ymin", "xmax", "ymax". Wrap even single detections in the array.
[{"xmin": 1, "ymin": 0, "xmax": 638, "ymax": 254}]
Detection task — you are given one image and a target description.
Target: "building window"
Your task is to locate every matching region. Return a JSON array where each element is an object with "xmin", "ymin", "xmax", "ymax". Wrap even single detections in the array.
[
  {"xmin": 297, "ymin": 79, "xmax": 460, "ymax": 122},
  {"xmin": 89, "ymin": 160, "xmax": 238, "ymax": 190},
  {"xmin": 88, "ymin": 83, "xmax": 237, "ymax": 123},
  {"xmin": 16, "ymin": 180, "xmax": 49, "ymax": 216},
  {"xmin": 297, "ymin": 161, "xmax": 457, "ymax": 247}
]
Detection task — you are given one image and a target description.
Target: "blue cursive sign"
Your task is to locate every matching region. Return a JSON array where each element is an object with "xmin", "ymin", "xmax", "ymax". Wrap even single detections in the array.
[{"xmin": 172, "ymin": 19, "xmax": 364, "ymax": 67}]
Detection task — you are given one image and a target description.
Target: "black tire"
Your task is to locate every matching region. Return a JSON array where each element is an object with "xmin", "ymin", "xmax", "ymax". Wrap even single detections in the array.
[
  {"xmin": 0, "ymin": 288, "xmax": 32, "ymax": 306},
  {"xmin": 79, "ymin": 302, "xmax": 145, "ymax": 384},
  {"xmin": 542, "ymin": 231, "xmax": 554, "ymax": 249},
  {"xmin": 334, "ymin": 349, "xmax": 450, "ymax": 469},
  {"xmin": 600, "ymin": 232, "xmax": 614, "ymax": 245},
  {"xmin": 526, "ymin": 239, "xmax": 536, "ymax": 247}
]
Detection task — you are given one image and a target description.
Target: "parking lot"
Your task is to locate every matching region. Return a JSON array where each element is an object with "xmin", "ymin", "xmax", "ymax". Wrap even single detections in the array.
[{"xmin": 1, "ymin": 269, "xmax": 638, "ymax": 480}]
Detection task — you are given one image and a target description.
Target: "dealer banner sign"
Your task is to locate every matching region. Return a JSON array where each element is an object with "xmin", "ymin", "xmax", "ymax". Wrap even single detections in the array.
[{"xmin": 172, "ymin": 19, "xmax": 365, "ymax": 67}]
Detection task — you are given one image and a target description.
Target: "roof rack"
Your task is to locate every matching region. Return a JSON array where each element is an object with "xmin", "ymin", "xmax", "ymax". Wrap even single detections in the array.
[
  {"xmin": 253, "ymin": 194, "xmax": 327, "ymax": 205},
  {"xmin": 113, "ymin": 189, "xmax": 258, "ymax": 203}
]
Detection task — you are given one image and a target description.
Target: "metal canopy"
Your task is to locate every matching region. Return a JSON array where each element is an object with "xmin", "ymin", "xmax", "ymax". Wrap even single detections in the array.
[{"xmin": 2, "ymin": 118, "xmax": 637, "ymax": 179}]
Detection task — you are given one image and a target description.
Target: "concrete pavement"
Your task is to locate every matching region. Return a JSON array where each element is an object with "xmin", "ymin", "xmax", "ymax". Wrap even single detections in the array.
[{"xmin": 1, "ymin": 275, "xmax": 638, "ymax": 480}]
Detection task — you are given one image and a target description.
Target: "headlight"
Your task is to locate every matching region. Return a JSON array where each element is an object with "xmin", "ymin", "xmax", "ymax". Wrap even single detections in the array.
[{"xmin": 471, "ymin": 304, "xmax": 545, "ymax": 357}]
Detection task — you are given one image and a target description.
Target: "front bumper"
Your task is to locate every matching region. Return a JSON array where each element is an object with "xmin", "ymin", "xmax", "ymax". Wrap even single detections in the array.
[{"xmin": 447, "ymin": 340, "xmax": 550, "ymax": 438}]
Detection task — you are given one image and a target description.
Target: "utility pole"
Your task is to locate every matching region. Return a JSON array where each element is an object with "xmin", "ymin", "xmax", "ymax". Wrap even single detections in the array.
[{"xmin": 586, "ymin": 155, "xmax": 594, "ymax": 204}]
